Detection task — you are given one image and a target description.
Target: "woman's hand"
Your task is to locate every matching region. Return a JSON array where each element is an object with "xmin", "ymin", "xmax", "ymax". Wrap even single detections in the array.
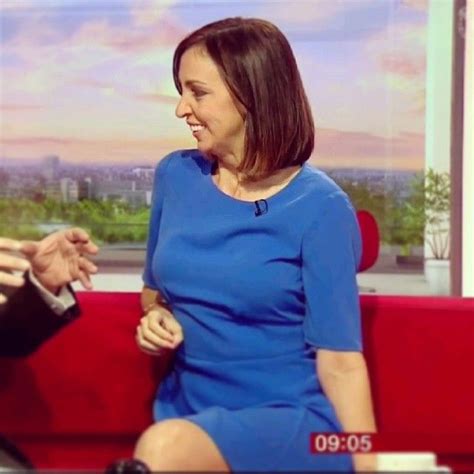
[
  {"xmin": 353, "ymin": 453, "xmax": 378, "ymax": 472},
  {"xmin": 136, "ymin": 304, "xmax": 183, "ymax": 356}
]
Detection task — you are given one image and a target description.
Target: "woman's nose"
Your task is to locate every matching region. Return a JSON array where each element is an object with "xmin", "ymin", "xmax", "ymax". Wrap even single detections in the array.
[{"xmin": 175, "ymin": 96, "xmax": 191, "ymax": 118}]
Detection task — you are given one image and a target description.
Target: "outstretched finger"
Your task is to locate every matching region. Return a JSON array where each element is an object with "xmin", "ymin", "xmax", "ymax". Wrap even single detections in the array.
[
  {"xmin": 79, "ymin": 257, "xmax": 98, "ymax": 275},
  {"xmin": 0, "ymin": 253, "xmax": 30, "ymax": 272},
  {"xmin": 0, "ymin": 292, "xmax": 8, "ymax": 304},
  {"xmin": 77, "ymin": 269, "xmax": 93, "ymax": 290},
  {"xmin": 0, "ymin": 238, "xmax": 22, "ymax": 252},
  {"xmin": 0, "ymin": 271, "xmax": 25, "ymax": 288},
  {"xmin": 81, "ymin": 240, "xmax": 99, "ymax": 255}
]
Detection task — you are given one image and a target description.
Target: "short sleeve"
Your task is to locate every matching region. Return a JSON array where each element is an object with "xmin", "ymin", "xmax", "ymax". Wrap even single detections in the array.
[
  {"xmin": 301, "ymin": 191, "xmax": 363, "ymax": 351},
  {"xmin": 142, "ymin": 154, "xmax": 173, "ymax": 289}
]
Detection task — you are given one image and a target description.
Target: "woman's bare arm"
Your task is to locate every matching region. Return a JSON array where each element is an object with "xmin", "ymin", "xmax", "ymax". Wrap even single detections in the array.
[{"xmin": 317, "ymin": 349, "xmax": 377, "ymax": 472}]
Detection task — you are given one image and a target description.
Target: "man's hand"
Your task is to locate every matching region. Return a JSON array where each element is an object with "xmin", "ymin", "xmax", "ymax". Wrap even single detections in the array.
[
  {"xmin": 20, "ymin": 228, "xmax": 99, "ymax": 294},
  {"xmin": 0, "ymin": 238, "xmax": 31, "ymax": 304}
]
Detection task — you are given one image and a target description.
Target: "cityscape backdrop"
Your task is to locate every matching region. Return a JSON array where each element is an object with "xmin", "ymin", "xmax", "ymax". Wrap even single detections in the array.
[{"xmin": 0, "ymin": 0, "xmax": 431, "ymax": 257}]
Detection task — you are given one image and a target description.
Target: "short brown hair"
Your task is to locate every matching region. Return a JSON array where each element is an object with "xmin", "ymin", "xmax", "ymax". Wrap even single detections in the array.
[{"xmin": 173, "ymin": 17, "xmax": 315, "ymax": 181}]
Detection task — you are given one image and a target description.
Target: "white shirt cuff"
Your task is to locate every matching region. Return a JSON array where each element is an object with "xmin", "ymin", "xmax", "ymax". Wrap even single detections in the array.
[{"xmin": 28, "ymin": 269, "xmax": 76, "ymax": 316}]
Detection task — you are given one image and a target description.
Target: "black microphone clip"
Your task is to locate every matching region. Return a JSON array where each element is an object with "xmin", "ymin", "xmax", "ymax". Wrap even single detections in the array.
[{"xmin": 254, "ymin": 199, "xmax": 268, "ymax": 217}]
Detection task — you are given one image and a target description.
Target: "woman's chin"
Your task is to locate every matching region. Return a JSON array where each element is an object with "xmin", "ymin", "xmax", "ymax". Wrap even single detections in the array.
[{"xmin": 196, "ymin": 142, "xmax": 213, "ymax": 155}]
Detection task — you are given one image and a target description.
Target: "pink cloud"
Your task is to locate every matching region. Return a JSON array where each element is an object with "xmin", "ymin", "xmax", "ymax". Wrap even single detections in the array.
[
  {"xmin": 365, "ymin": 22, "xmax": 426, "ymax": 77},
  {"xmin": 68, "ymin": 13, "xmax": 187, "ymax": 54},
  {"xmin": 316, "ymin": 128, "xmax": 424, "ymax": 156},
  {"xmin": 3, "ymin": 7, "xmax": 187, "ymax": 64},
  {"xmin": 1, "ymin": 128, "xmax": 424, "ymax": 171},
  {"xmin": 363, "ymin": 21, "xmax": 426, "ymax": 121},
  {"xmin": 1, "ymin": 137, "xmax": 75, "ymax": 146},
  {"xmin": 0, "ymin": 132, "xmax": 192, "ymax": 164},
  {"xmin": 379, "ymin": 54, "xmax": 425, "ymax": 78},
  {"xmin": 312, "ymin": 128, "xmax": 424, "ymax": 170},
  {"xmin": 400, "ymin": 0, "xmax": 428, "ymax": 12},
  {"xmin": 0, "ymin": 104, "xmax": 45, "ymax": 111},
  {"xmin": 107, "ymin": 19, "xmax": 187, "ymax": 52},
  {"xmin": 72, "ymin": 78, "xmax": 114, "ymax": 89},
  {"xmin": 68, "ymin": 78, "xmax": 178, "ymax": 105}
]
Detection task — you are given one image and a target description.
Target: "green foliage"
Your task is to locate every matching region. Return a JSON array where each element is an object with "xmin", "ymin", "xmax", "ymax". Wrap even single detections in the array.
[
  {"xmin": 424, "ymin": 169, "xmax": 450, "ymax": 259},
  {"xmin": 332, "ymin": 170, "xmax": 450, "ymax": 258},
  {"xmin": 395, "ymin": 172, "xmax": 425, "ymax": 254},
  {"xmin": 333, "ymin": 178, "xmax": 399, "ymax": 245},
  {"xmin": 394, "ymin": 169, "xmax": 450, "ymax": 259},
  {"xmin": 0, "ymin": 198, "xmax": 150, "ymax": 244}
]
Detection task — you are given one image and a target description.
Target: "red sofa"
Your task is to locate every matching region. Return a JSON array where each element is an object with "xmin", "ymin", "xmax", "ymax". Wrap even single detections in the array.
[{"xmin": 1, "ymin": 292, "xmax": 473, "ymax": 471}]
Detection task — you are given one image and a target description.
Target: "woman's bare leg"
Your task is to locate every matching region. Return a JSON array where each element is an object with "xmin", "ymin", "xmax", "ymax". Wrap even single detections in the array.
[{"xmin": 134, "ymin": 419, "xmax": 230, "ymax": 472}]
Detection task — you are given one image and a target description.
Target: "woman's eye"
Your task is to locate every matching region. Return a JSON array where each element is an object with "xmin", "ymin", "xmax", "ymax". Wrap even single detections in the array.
[{"xmin": 192, "ymin": 89, "xmax": 207, "ymax": 98}]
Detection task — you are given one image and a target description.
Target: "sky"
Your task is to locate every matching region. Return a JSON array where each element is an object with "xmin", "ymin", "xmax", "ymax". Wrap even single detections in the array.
[{"xmin": 0, "ymin": 0, "xmax": 428, "ymax": 170}]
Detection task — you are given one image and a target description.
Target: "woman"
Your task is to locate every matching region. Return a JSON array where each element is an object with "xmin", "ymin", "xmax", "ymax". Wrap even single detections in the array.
[{"xmin": 135, "ymin": 17, "xmax": 376, "ymax": 472}]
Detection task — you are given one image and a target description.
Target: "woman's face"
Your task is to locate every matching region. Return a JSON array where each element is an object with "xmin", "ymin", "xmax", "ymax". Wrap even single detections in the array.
[{"xmin": 175, "ymin": 46, "xmax": 246, "ymax": 161}]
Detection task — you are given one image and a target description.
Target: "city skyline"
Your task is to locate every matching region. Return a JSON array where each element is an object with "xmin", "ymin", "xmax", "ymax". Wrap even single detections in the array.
[{"xmin": 0, "ymin": 0, "xmax": 427, "ymax": 170}]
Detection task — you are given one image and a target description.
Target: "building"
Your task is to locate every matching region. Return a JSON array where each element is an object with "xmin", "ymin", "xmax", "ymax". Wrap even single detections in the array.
[
  {"xmin": 42, "ymin": 155, "xmax": 60, "ymax": 181},
  {"xmin": 60, "ymin": 178, "xmax": 79, "ymax": 203},
  {"xmin": 131, "ymin": 167, "xmax": 154, "ymax": 180},
  {"xmin": 78, "ymin": 177, "xmax": 94, "ymax": 200}
]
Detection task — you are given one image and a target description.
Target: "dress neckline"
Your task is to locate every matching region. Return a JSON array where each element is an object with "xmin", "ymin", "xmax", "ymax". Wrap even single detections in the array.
[{"xmin": 205, "ymin": 160, "xmax": 309, "ymax": 206}]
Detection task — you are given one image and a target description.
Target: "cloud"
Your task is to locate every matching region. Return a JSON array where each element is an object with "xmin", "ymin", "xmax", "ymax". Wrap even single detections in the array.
[
  {"xmin": 0, "ymin": 104, "xmax": 45, "ymax": 111},
  {"xmin": 1, "ymin": 136, "xmax": 74, "ymax": 146},
  {"xmin": 68, "ymin": 14, "xmax": 186, "ymax": 53},
  {"xmin": 2, "ymin": 2, "xmax": 186, "ymax": 59},
  {"xmin": 362, "ymin": 21, "xmax": 426, "ymax": 118},
  {"xmin": 400, "ymin": 0, "xmax": 428, "ymax": 12},
  {"xmin": 0, "ymin": 134, "xmax": 195, "ymax": 164},
  {"xmin": 1, "ymin": 127, "xmax": 423, "ymax": 170},
  {"xmin": 253, "ymin": 0, "xmax": 360, "ymax": 28},
  {"xmin": 69, "ymin": 76, "xmax": 179, "ymax": 105},
  {"xmin": 1, "ymin": 5, "xmax": 185, "ymax": 103},
  {"xmin": 379, "ymin": 54, "xmax": 425, "ymax": 78},
  {"xmin": 2, "ymin": 2, "xmax": 67, "ymax": 49},
  {"xmin": 366, "ymin": 21, "xmax": 426, "ymax": 76},
  {"xmin": 312, "ymin": 127, "xmax": 424, "ymax": 170},
  {"xmin": 129, "ymin": 0, "xmax": 179, "ymax": 28},
  {"xmin": 0, "ymin": 0, "xmax": 38, "ymax": 11},
  {"xmin": 133, "ymin": 92, "xmax": 179, "ymax": 105}
]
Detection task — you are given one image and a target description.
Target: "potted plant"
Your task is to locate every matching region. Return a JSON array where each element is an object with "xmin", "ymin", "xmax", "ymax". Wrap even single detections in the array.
[
  {"xmin": 422, "ymin": 168, "xmax": 451, "ymax": 295},
  {"xmin": 394, "ymin": 169, "xmax": 450, "ymax": 293}
]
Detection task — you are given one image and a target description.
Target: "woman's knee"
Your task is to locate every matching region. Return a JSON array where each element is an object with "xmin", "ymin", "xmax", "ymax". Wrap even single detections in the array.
[
  {"xmin": 134, "ymin": 420, "xmax": 182, "ymax": 464},
  {"xmin": 134, "ymin": 419, "xmax": 229, "ymax": 471}
]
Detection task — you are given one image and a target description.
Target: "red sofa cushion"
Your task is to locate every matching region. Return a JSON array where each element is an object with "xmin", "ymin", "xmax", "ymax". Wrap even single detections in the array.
[{"xmin": 360, "ymin": 295, "xmax": 474, "ymax": 435}]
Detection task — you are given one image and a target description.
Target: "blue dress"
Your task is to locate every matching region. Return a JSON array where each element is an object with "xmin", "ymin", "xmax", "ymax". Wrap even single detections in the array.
[{"xmin": 143, "ymin": 149, "xmax": 362, "ymax": 472}]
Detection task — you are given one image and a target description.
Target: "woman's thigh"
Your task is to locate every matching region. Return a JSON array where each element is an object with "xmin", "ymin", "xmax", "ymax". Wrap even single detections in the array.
[{"xmin": 134, "ymin": 419, "xmax": 230, "ymax": 472}]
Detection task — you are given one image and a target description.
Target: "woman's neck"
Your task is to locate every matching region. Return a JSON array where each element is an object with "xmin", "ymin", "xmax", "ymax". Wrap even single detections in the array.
[{"xmin": 212, "ymin": 160, "xmax": 302, "ymax": 200}]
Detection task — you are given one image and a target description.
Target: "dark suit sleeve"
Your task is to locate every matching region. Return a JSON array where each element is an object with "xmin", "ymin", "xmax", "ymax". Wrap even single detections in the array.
[{"xmin": 0, "ymin": 276, "xmax": 80, "ymax": 357}]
